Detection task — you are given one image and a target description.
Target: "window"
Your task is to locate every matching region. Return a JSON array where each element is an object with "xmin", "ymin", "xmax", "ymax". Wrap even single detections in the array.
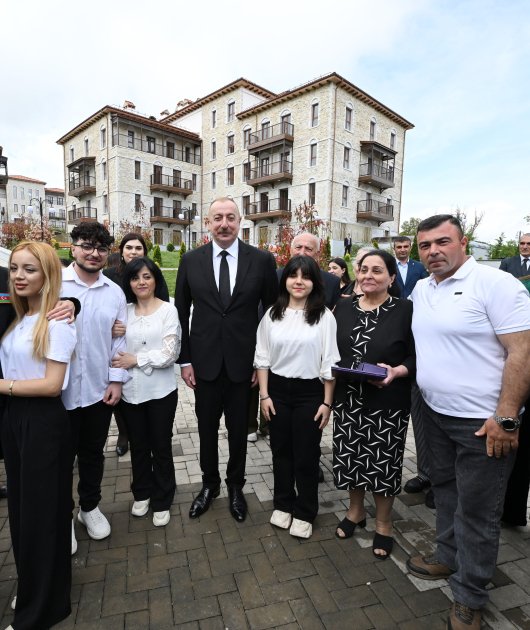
[
  {"xmin": 70, "ymin": 147, "xmax": 74, "ymax": 162},
  {"xmin": 242, "ymin": 161, "xmax": 251, "ymax": 182},
  {"xmin": 242, "ymin": 195, "xmax": 250, "ymax": 215},
  {"xmin": 311, "ymin": 103, "xmax": 319, "ymax": 127},
  {"xmin": 261, "ymin": 121, "xmax": 271, "ymax": 139},
  {"xmin": 309, "ymin": 142, "xmax": 317, "ymax": 166},
  {"xmin": 13, "ymin": 186, "xmax": 17, "ymax": 199},
  {"xmin": 21, "ymin": 205, "xmax": 25, "ymax": 213},
  {"xmin": 103, "ymin": 194, "xmax": 108, "ymax": 213},
  {"xmin": 84, "ymin": 138, "xmax": 89, "ymax": 155},
  {"xmin": 192, "ymin": 202, "xmax": 197, "ymax": 214},
  {"xmin": 185, "ymin": 146, "xmax": 191, "ymax": 162},
  {"xmin": 281, "ymin": 113, "xmax": 292, "ymax": 133},
  {"xmin": 135, "ymin": 194, "xmax": 141, "ymax": 211},
  {"xmin": 28, "ymin": 189, "xmax": 32, "ymax": 200},
  {"xmin": 260, "ymin": 157, "xmax": 269, "ymax": 177},
  {"xmin": 100, "ymin": 127, "xmax": 107, "ymax": 149},
  {"xmin": 173, "ymin": 199, "xmax": 182, "ymax": 215},
  {"xmin": 227, "ymin": 101, "xmax": 235, "ymax": 122},
  {"xmin": 211, "ymin": 172, "xmax": 216, "ymax": 189},
  {"xmin": 243, "ymin": 128, "xmax": 251, "ymax": 148},
  {"xmin": 342, "ymin": 185, "xmax": 348, "ymax": 207},
  {"xmin": 345, "ymin": 106, "xmax": 352, "ymax": 131},
  {"xmin": 147, "ymin": 136, "xmax": 155, "ymax": 153},
  {"xmin": 212, "ymin": 109, "xmax": 217, "ymax": 128},
  {"xmin": 154, "ymin": 228, "xmax": 163, "ymax": 245},
  {"xmin": 58, "ymin": 196, "xmax": 64, "ymax": 205},
  {"xmin": 172, "ymin": 169, "xmax": 181, "ymax": 187},
  {"xmin": 390, "ymin": 131, "xmax": 396, "ymax": 149},
  {"xmin": 211, "ymin": 140, "xmax": 216, "ymax": 160},
  {"xmin": 134, "ymin": 160, "xmax": 141, "ymax": 179},
  {"xmin": 343, "ymin": 146, "xmax": 351, "ymax": 169},
  {"xmin": 192, "ymin": 231, "xmax": 197, "ymax": 246},
  {"xmin": 192, "ymin": 174, "xmax": 197, "ymax": 190},
  {"xmin": 242, "ymin": 227, "xmax": 250, "ymax": 244},
  {"xmin": 227, "ymin": 166, "xmax": 234, "ymax": 186},
  {"xmin": 14, "ymin": 204, "xmax": 18, "ymax": 212},
  {"xmin": 227, "ymin": 134, "xmax": 234, "ymax": 154},
  {"xmin": 20, "ymin": 187, "xmax": 25, "ymax": 199},
  {"xmin": 370, "ymin": 119, "xmax": 376, "ymax": 140},
  {"xmin": 308, "ymin": 182, "xmax": 316, "ymax": 206},
  {"xmin": 102, "ymin": 161, "xmax": 107, "ymax": 180},
  {"xmin": 128, "ymin": 130, "xmax": 135, "ymax": 148},
  {"xmin": 166, "ymin": 142, "xmax": 175, "ymax": 158},
  {"xmin": 172, "ymin": 230, "xmax": 182, "ymax": 245}
]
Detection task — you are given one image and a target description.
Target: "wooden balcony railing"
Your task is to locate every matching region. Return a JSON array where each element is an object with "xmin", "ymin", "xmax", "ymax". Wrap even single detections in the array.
[
  {"xmin": 247, "ymin": 160, "xmax": 293, "ymax": 186},
  {"xmin": 247, "ymin": 122, "xmax": 294, "ymax": 152},
  {"xmin": 150, "ymin": 173, "xmax": 193, "ymax": 196},
  {"xmin": 357, "ymin": 200, "xmax": 394, "ymax": 224},
  {"xmin": 112, "ymin": 133, "xmax": 201, "ymax": 165},
  {"xmin": 68, "ymin": 207, "xmax": 97, "ymax": 224}
]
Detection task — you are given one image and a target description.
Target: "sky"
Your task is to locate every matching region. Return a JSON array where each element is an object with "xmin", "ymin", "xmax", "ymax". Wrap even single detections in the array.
[{"xmin": 1, "ymin": 0, "xmax": 529, "ymax": 244}]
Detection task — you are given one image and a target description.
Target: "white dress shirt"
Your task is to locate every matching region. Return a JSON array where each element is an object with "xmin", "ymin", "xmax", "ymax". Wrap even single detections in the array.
[
  {"xmin": 212, "ymin": 239, "xmax": 238, "ymax": 293},
  {"xmin": 397, "ymin": 259, "xmax": 409, "ymax": 284},
  {"xmin": 122, "ymin": 302, "xmax": 181, "ymax": 404},
  {"xmin": 61, "ymin": 264, "xmax": 130, "ymax": 410}
]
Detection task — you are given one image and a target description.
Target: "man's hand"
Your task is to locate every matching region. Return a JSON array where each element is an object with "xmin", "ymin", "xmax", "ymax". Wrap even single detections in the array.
[
  {"xmin": 103, "ymin": 382, "xmax": 122, "ymax": 406},
  {"xmin": 47, "ymin": 300, "xmax": 76, "ymax": 323},
  {"xmin": 475, "ymin": 417, "xmax": 519, "ymax": 458},
  {"xmin": 112, "ymin": 320, "xmax": 126, "ymax": 338},
  {"xmin": 181, "ymin": 365, "xmax": 196, "ymax": 390},
  {"xmin": 111, "ymin": 351, "xmax": 137, "ymax": 369}
]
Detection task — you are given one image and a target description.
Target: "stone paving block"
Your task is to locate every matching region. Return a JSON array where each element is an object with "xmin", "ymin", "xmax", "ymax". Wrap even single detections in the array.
[
  {"xmin": 310, "ymin": 556, "xmax": 347, "ymax": 591},
  {"xmin": 276, "ymin": 559, "xmax": 318, "ymax": 582},
  {"xmin": 502, "ymin": 606, "xmax": 530, "ymax": 629},
  {"xmin": 235, "ymin": 570, "xmax": 266, "ymax": 608},
  {"xmin": 330, "ymin": 584, "xmax": 379, "ymax": 610},
  {"xmin": 225, "ymin": 538, "xmax": 264, "ymax": 558},
  {"xmin": 248, "ymin": 552, "xmax": 278, "ymax": 587},
  {"xmin": 199, "ymin": 616, "xmax": 226, "ymax": 629},
  {"xmin": 364, "ymin": 603, "xmax": 402, "ymax": 629},
  {"xmin": 203, "ymin": 532, "xmax": 227, "ymax": 562},
  {"xmin": 403, "ymin": 588, "xmax": 452, "ymax": 617},
  {"xmin": 490, "ymin": 566, "xmax": 514, "ymax": 588},
  {"xmin": 86, "ymin": 547, "xmax": 128, "ymax": 567},
  {"xmin": 262, "ymin": 578, "xmax": 305, "ymax": 605},
  {"xmin": 166, "ymin": 533, "xmax": 204, "ymax": 554},
  {"xmin": 172, "ymin": 595, "xmax": 220, "ymax": 625},
  {"xmin": 188, "ymin": 547, "xmax": 212, "ymax": 582},
  {"xmin": 76, "ymin": 581, "xmax": 104, "ymax": 623},
  {"xmin": 126, "ymin": 542, "xmax": 147, "ymax": 576},
  {"xmin": 286, "ymin": 540, "xmax": 326, "ymax": 562},
  {"xmin": 127, "ymin": 569, "xmax": 169, "ymax": 593},
  {"xmin": 289, "ymin": 596, "xmax": 325, "ymax": 630},
  {"xmin": 193, "ymin": 574, "xmax": 237, "ymax": 599},
  {"xmin": 124, "ymin": 608, "xmax": 150, "ymax": 629},
  {"xmin": 102, "ymin": 590, "xmax": 148, "ymax": 617},
  {"xmin": 245, "ymin": 601, "xmax": 296, "ymax": 629},
  {"xmin": 301, "ymin": 574, "xmax": 339, "ymax": 614},
  {"xmin": 148, "ymin": 585, "xmax": 174, "ymax": 627},
  {"xmin": 370, "ymin": 580, "xmax": 414, "ymax": 623},
  {"xmin": 488, "ymin": 583, "xmax": 530, "ymax": 611},
  {"xmin": 218, "ymin": 591, "xmax": 249, "ymax": 629},
  {"xmin": 376, "ymin": 556, "xmax": 421, "ymax": 596},
  {"xmin": 210, "ymin": 555, "xmax": 250, "ymax": 577},
  {"xmin": 147, "ymin": 550, "xmax": 187, "ymax": 573},
  {"xmin": 168, "ymin": 566, "xmax": 194, "ymax": 604},
  {"xmin": 261, "ymin": 536, "xmax": 290, "ymax": 566},
  {"xmin": 58, "ymin": 616, "xmax": 125, "ymax": 629},
  {"xmin": 72, "ymin": 563, "xmax": 106, "ymax": 586},
  {"xmin": 320, "ymin": 607, "xmax": 373, "ymax": 630}
]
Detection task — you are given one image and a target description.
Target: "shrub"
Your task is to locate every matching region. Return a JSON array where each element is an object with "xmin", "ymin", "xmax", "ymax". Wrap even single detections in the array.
[
  {"xmin": 152, "ymin": 244, "xmax": 162, "ymax": 266},
  {"xmin": 166, "ymin": 242, "xmax": 175, "ymax": 252},
  {"xmin": 179, "ymin": 242, "xmax": 187, "ymax": 257}
]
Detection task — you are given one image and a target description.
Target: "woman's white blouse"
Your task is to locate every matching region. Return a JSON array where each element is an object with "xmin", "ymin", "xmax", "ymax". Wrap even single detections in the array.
[
  {"xmin": 254, "ymin": 307, "xmax": 340, "ymax": 381},
  {"xmin": 122, "ymin": 302, "xmax": 181, "ymax": 404}
]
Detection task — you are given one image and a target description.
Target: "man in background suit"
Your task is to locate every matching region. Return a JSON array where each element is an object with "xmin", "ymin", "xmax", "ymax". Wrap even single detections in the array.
[
  {"xmin": 498, "ymin": 232, "xmax": 530, "ymax": 526},
  {"xmin": 394, "ymin": 236, "xmax": 428, "ymax": 298},
  {"xmin": 343, "ymin": 234, "xmax": 352, "ymax": 257},
  {"xmin": 175, "ymin": 197, "xmax": 278, "ymax": 522}
]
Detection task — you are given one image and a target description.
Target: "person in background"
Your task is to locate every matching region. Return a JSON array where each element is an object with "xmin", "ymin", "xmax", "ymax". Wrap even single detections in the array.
[
  {"xmin": 393, "ymin": 236, "xmax": 428, "ymax": 299},
  {"xmin": 112, "ymin": 257, "xmax": 181, "ymax": 528},
  {"xmin": 328, "ymin": 257, "xmax": 354, "ymax": 297},
  {"xmin": 255, "ymin": 255, "xmax": 340, "ymax": 538},
  {"xmin": 344, "ymin": 234, "xmax": 352, "ymax": 257},
  {"xmin": 0, "ymin": 242, "xmax": 77, "ymax": 630}
]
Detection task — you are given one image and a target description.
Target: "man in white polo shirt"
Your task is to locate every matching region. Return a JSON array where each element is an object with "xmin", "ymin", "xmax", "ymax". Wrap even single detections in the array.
[{"xmin": 406, "ymin": 214, "xmax": 530, "ymax": 630}]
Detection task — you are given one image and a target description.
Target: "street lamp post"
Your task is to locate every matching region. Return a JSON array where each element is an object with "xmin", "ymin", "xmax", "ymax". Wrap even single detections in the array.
[
  {"xmin": 178, "ymin": 207, "xmax": 199, "ymax": 250},
  {"xmin": 28, "ymin": 197, "xmax": 44, "ymax": 241}
]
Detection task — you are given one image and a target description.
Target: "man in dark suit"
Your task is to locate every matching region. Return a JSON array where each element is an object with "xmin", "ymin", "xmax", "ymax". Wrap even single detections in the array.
[
  {"xmin": 394, "ymin": 236, "xmax": 428, "ymax": 299},
  {"xmin": 175, "ymin": 197, "xmax": 278, "ymax": 522},
  {"xmin": 343, "ymin": 234, "xmax": 352, "ymax": 257},
  {"xmin": 498, "ymin": 232, "xmax": 530, "ymax": 526}
]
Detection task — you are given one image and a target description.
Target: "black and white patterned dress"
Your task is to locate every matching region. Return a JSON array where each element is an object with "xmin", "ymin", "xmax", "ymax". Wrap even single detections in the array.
[{"xmin": 333, "ymin": 298, "xmax": 409, "ymax": 496}]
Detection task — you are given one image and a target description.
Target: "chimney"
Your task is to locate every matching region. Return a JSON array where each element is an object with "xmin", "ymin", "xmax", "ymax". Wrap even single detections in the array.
[{"xmin": 123, "ymin": 100, "xmax": 136, "ymax": 110}]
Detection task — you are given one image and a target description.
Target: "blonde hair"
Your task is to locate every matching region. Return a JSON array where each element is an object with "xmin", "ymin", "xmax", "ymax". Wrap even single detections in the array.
[{"xmin": 7, "ymin": 241, "xmax": 63, "ymax": 360}]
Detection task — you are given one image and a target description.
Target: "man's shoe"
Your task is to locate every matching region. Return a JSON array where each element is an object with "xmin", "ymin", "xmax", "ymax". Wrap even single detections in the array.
[
  {"xmin": 228, "ymin": 487, "xmax": 247, "ymax": 522},
  {"xmin": 153, "ymin": 510, "xmax": 170, "ymax": 527},
  {"xmin": 189, "ymin": 486, "xmax": 220, "ymax": 519},
  {"xmin": 0, "ymin": 485, "xmax": 7, "ymax": 499},
  {"xmin": 407, "ymin": 554, "xmax": 454, "ymax": 580},
  {"xmin": 247, "ymin": 432, "xmax": 258, "ymax": 443},
  {"xmin": 78, "ymin": 507, "xmax": 111, "ymax": 540},
  {"xmin": 425, "ymin": 489, "xmax": 436, "ymax": 509},
  {"xmin": 71, "ymin": 520, "xmax": 78, "ymax": 555},
  {"xmin": 116, "ymin": 434, "xmax": 129, "ymax": 457},
  {"xmin": 131, "ymin": 499, "xmax": 150, "ymax": 517},
  {"xmin": 448, "ymin": 602, "xmax": 481, "ymax": 629},
  {"xmin": 404, "ymin": 476, "xmax": 431, "ymax": 493}
]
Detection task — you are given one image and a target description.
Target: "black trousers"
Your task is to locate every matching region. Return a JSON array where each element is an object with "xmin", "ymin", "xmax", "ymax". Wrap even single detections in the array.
[
  {"xmin": 2, "ymin": 397, "xmax": 72, "ymax": 630},
  {"xmin": 268, "ymin": 372, "xmax": 323, "ymax": 523},
  {"xmin": 194, "ymin": 366, "xmax": 252, "ymax": 488},
  {"xmin": 120, "ymin": 389, "xmax": 178, "ymax": 511},
  {"xmin": 502, "ymin": 401, "xmax": 530, "ymax": 526},
  {"xmin": 410, "ymin": 382, "xmax": 431, "ymax": 480},
  {"xmin": 69, "ymin": 401, "xmax": 113, "ymax": 512}
]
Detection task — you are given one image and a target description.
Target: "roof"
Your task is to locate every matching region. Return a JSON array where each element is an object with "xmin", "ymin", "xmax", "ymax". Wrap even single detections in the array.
[
  {"xmin": 44, "ymin": 187, "xmax": 65, "ymax": 194},
  {"xmin": 9, "ymin": 175, "xmax": 47, "ymax": 185},
  {"xmin": 57, "ymin": 106, "xmax": 202, "ymax": 145},
  {"xmin": 237, "ymin": 72, "xmax": 414, "ymax": 129},
  {"xmin": 161, "ymin": 78, "xmax": 276, "ymax": 123}
]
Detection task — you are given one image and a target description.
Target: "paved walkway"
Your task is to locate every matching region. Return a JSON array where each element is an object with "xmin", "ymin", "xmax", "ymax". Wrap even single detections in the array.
[{"xmin": 0, "ymin": 375, "xmax": 529, "ymax": 629}]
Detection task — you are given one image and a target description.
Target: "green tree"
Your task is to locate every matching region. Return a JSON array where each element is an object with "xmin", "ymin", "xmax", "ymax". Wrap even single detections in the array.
[
  {"xmin": 455, "ymin": 208, "xmax": 484, "ymax": 254},
  {"xmin": 152, "ymin": 244, "xmax": 162, "ymax": 266},
  {"xmin": 489, "ymin": 233, "xmax": 518, "ymax": 259}
]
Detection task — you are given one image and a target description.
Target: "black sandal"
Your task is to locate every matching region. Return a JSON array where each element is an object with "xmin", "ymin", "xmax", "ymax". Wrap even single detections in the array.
[
  {"xmin": 372, "ymin": 532, "xmax": 394, "ymax": 559},
  {"xmin": 335, "ymin": 516, "xmax": 366, "ymax": 539}
]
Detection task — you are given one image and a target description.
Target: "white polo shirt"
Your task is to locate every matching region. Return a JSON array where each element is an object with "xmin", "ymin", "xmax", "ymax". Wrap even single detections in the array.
[{"xmin": 411, "ymin": 257, "xmax": 530, "ymax": 418}]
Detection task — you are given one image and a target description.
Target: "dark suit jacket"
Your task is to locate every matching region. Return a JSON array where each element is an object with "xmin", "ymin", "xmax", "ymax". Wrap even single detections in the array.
[
  {"xmin": 276, "ymin": 267, "xmax": 340, "ymax": 310},
  {"xmin": 395, "ymin": 258, "xmax": 428, "ymax": 298},
  {"xmin": 175, "ymin": 240, "xmax": 278, "ymax": 383},
  {"xmin": 499, "ymin": 255, "xmax": 528, "ymax": 279}
]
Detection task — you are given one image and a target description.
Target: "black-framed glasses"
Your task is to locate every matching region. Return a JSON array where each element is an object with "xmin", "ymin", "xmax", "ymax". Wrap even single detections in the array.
[{"xmin": 75, "ymin": 242, "xmax": 110, "ymax": 255}]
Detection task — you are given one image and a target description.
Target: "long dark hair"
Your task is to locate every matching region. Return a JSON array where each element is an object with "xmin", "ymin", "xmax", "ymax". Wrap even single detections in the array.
[
  {"xmin": 329, "ymin": 257, "xmax": 351, "ymax": 285},
  {"xmin": 116, "ymin": 233, "xmax": 149, "ymax": 273},
  {"xmin": 270, "ymin": 256, "xmax": 326, "ymax": 325},
  {"xmin": 357, "ymin": 250, "xmax": 402, "ymax": 298},
  {"xmin": 122, "ymin": 257, "xmax": 166, "ymax": 303}
]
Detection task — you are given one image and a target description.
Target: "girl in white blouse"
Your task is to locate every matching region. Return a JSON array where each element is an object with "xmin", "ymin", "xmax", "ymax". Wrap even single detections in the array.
[
  {"xmin": 0, "ymin": 241, "xmax": 77, "ymax": 630},
  {"xmin": 254, "ymin": 255, "xmax": 340, "ymax": 539},
  {"xmin": 111, "ymin": 257, "xmax": 181, "ymax": 527}
]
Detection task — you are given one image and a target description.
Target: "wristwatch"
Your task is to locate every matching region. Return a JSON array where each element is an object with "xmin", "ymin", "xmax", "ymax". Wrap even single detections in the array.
[{"xmin": 493, "ymin": 415, "xmax": 521, "ymax": 432}]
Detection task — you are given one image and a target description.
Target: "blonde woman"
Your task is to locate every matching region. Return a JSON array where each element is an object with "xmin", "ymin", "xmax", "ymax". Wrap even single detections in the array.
[{"xmin": 0, "ymin": 242, "xmax": 76, "ymax": 630}]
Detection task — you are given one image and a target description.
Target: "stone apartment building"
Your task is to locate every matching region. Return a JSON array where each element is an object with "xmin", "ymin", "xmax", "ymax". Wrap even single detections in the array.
[{"xmin": 57, "ymin": 72, "xmax": 413, "ymax": 248}]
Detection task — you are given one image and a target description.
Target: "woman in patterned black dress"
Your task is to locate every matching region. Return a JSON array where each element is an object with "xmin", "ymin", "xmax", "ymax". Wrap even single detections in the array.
[{"xmin": 333, "ymin": 250, "xmax": 415, "ymax": 559}]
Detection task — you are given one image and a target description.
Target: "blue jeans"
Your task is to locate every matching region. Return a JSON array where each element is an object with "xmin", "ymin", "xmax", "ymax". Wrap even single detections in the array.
[{"xmin": 423, "ymin": 404, "xmax": 515, "ymax": 609}]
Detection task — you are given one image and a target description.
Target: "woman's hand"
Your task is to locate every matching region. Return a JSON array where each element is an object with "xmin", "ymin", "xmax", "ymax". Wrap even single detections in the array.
[
  {"xmin": 260, "ymin": 398, "xmax": 276, "ymax": 422},
  {"xmin": 368, "ymin": 363, "xmax": 408, "ymax": 388},
  {"xmin": 112, "ymin": 320, "xmax": 126, "ymax": 338},
  {"xmin": 111, "ymin": 351, "xmax": 137, "ymax": 369},
  {"xmin": 314, "ymin": 404, "xmax": 332, "ymax": 430}
]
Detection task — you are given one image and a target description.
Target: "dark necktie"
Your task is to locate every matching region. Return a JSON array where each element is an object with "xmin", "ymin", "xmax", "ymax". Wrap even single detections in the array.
[
  {"xmin": 219, "ymin": 250, "xmax": 231, "ymax": 308},
  {"xmin": 524, "ymin": 258, "xmax": 529, "ymax": 273}
]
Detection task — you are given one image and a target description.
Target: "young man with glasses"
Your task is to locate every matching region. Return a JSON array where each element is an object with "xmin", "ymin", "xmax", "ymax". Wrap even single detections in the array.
[{"xmin": 62, "ymin": 222, "xmax": 129, "ymax": 551}]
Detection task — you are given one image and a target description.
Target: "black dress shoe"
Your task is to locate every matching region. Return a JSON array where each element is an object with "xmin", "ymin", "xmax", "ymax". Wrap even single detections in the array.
[
  {"xmin": 189, "ymin": 486, "xmax": 220, "ymax": 519},
  {"xmin": 404, "ymin": 476, "xmax": 431, "ymax": 493},
  {"xmin": 228, "ymin": 487, "xmax": 247, "ymax": 522},
  {"xmin": 0, "ymin": 485, "xmax": 7, "ymax": 499},
  {"xmin": 425, "ymin": 489, "xmax": 436, "ymax": 509},
  {"xmin": 116, "ymin": 435, "xmax": 129, "ymax": 457}
]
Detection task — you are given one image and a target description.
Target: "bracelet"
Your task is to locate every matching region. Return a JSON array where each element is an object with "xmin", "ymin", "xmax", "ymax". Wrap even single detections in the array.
[
  {"xmin": 259, "ymin": 395, "xmax": 270, "ymax": 401},
  {"xmin": 322, "ymin": 402, "xmax": 333, "ymax": 410},
  {"xmin": 8, "ymin": 380, "xmax": 14, "ymax": 396}
]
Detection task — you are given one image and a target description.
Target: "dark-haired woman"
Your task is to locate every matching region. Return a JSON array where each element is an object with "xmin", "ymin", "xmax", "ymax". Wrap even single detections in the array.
[
  {"xmin": 328, "ymin": 257, "xmax": 354, "ymax": 296},
  {"xmin": 111, "ymin": 257, "xmax": 181, "ymax": 527},
  {"xmin": 333, "ymin": 250, "xmax": 414, "ymax": 559},
  {"xmin": 104, "ymin": 233, "xmax": 170, "ymax": 456},
  {"xmin": 254, "ymin": 256, "xmax": 340, "ymax": 539}
]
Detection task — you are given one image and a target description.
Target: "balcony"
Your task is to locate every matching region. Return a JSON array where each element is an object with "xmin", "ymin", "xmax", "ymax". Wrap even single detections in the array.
[
  {"xmin": 150, "ymin": 173, "xmax": 193, "ymax": 196},
  {"xmin": 247, "ymin": 122, "xmax": 294, "ymax": 154},
  {"xmin": 358, "ymin": 141, "xmax": 396, "ymax": 190},
  {"xmin": 150, "ymin": 207, "xmax": 193, "ymax": 225},
  {"xmin": 247, "ymin": 160, "xmax": 293, "ymax": 187},
  {"xmin": 112, "ymin": 133, "xmax": 201, "ymax": 165},
  {"xmin": 48, "ymin": 210, "xmax": 66, "ymax": 220},
  {"xmin": 244, "ymin": 198, "xmax": 291, "ymax": 222},
  {"xmin": 49, "ymin": 219, "xmax": 67, "ymax": 232},
  {"xmin": 68, "ymin": 207, "xmax": 97, "ymax": 225},
  {"xmin": 357, "ymin": 200, "xmax": 394, "ymax": 224}
]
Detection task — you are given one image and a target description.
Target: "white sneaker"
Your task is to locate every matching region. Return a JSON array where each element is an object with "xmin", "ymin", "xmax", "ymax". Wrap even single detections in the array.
[
  {"xmin": 153, "ymin": 510, "xmax": 170, "ymax": 527},
  {"xmin": 131, "ymin": 499, "xmax": 150, "ymax": 517},
  {"xmin": 71, "ymin": 520, "xmax": 77, "ymax": 555},
  {"xmin": 247, "ymin": 432, "xmax": 258, "ymax": 443},
  {"xmin": 270, "ymin": 510, "xmax": 292, "ymax": 529},
  {"xmin": 5, "ymin": 625, "xmax": 14, "ymax": 629},
  {"xmin": 11, "ymin": 596, "xmax": 16, "ymax": 610},
  {"xmin": 78, "ymin": 507, "xmax": 111, "ymax": 540},
  {"xmin": 289, "ymin": 518, "xmax": 312, "ymax": 539}
]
